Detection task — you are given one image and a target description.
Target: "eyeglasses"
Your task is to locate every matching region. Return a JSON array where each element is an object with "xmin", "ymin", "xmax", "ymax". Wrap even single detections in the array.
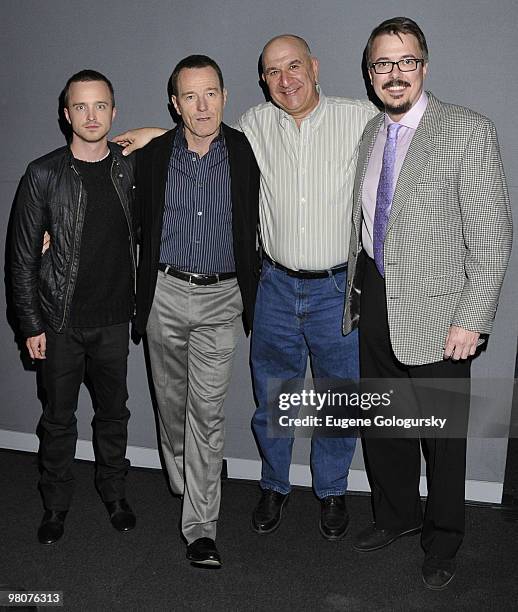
[{"xmin": 370, "ymin": 58, "xmax": 425, "ymax": 74}]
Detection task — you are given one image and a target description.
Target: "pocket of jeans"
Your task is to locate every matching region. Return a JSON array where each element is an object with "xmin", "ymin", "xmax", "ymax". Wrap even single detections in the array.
[
  {"xmin": 259, "ymin": 260, "xmax": 274, "ymax": 282},
  {"xmin": 331, "ymin": 273, "xmax": 346, "ymax": 294}
]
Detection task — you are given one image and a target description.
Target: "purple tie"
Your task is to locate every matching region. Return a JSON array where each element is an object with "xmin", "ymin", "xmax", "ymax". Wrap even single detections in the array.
[{"xmin": 373, "ymin": 123, "xmax": 401, "ymax": 277}]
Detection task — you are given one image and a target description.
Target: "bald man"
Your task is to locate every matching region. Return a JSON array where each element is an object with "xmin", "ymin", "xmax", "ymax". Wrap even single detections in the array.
[{"xmin": 236, "ymin": 35, "xmax": 376, "ymax": 539}]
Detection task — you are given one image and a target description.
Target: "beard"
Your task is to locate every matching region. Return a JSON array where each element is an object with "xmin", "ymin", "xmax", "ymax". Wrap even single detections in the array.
[
  {"xmin": 381, "ymin": 79, "xmax": 412, "ymax": 116},
  {"xmin": 384, "ymin": 100, "xmax": 413, "ymax": 116}
]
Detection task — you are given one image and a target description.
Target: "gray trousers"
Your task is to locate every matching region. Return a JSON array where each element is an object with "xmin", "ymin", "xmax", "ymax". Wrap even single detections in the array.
[{"xmin": 146, "ymin": 271, "xmax": 242, "ymax": 543}]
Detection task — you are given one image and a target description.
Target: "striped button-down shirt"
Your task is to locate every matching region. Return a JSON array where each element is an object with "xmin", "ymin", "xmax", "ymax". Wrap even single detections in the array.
[
  {"xmin": 236, "ymin": 91, "xmax": 377, "ymax": 271},
  {"xmin": 160, "ymin": 129, "xmax": 235, "ymax": 274}
]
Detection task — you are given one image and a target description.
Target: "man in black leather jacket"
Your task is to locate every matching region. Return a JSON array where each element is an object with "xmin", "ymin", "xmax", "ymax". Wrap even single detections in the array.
[{"xmin": 11, "ymin": 70, "xmax": 138, "ymax": 544}]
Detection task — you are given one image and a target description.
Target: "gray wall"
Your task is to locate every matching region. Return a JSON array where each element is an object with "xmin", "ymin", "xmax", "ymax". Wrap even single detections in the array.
[{"xmin": 2, "ymin": 0, "xmax": 517, "ymax": 488}]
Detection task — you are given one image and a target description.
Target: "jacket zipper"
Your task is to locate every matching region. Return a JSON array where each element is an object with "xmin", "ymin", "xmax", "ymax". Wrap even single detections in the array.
[
  {"xmin": 111, "ymin": 159, "xmax": 137, "ymax": 312},
  {"xmin": 59, "ymin": 166, "xmax": 82, "ymax": 331}
]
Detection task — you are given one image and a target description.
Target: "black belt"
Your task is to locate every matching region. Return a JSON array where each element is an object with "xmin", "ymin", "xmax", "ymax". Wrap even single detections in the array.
[
  {"xmin": 158, "ymin": 264, "xmax": 236, "ymax": 285},
  {"xmin": 264, "ymin": 254, "xmax": 347, "ymax": 279}
]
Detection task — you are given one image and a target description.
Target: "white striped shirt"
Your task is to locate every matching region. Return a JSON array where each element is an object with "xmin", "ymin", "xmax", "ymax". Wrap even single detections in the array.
[{"xmin": 236, "ymin": 91, "xmax": 377, "ymax": 270}]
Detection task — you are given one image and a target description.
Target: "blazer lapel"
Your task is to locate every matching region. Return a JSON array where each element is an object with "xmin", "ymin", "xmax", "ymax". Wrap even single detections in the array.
[
  {"xmin": 222, "ymin": 123, "xmax": 244, "ymax": 224},
  {"xmin": 151, "ymin": 128, "xmax": 176, "ymax": 222},
  {"xmin": 387, "ymin": 93, "xmax": 443, "ymax": 232},
  {"xmin": 353, "ymin": 114, "xmax": 383, "ymax": 235}
]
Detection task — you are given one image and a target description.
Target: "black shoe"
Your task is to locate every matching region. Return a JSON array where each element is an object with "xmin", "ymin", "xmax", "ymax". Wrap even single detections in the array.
[
  {"xmin": 38, "ymin": 510, "xmax": 67, "ymax": 545},
  {"xmin": 186, "ymin": 538, "xmax": 221, "ymax": 568},
  {"xmin": 251, "ymin": 489, "xmax": 289, "ymax": 534},
  {"xmin": 353, "ymin": 523, "xmax": 422, "ymax": 552},
  {"xmin": 319, "ymin": 495, "xmax": 349, "ymax": 541},
  {"xmin": 422, "ymin": 556, "xmax": 456, "ymax": 590},
  {"xmin": 105, "ymin": 498, "xmax": 136, "ymax": 532}
]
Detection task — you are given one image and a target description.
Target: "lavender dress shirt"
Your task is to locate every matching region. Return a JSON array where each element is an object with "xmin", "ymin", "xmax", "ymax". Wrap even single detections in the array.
[{"xmin": 361, "ymin": 92, "xmax": 429, "ymax": 259}]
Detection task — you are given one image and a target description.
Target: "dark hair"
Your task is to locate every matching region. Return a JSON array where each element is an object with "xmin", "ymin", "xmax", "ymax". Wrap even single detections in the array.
[
  {"xmin": 62, "ymin": 69, "xmax": 115, "ymax": 108},
  {"xmin": 169, "ymin": 55, "xmax": 224, "ymax": 97},
  {"xmin": 366, "ymin": 17, "xmax": 429, "ymax": 63}
]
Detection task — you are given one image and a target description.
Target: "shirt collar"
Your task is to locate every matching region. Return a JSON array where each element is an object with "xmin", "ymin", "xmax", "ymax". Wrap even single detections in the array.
[
  {"xmin": 173, "ymin": 125, "xmax": 225, "ymax": 152},
  {"xmin": 384, "ymin": 91, "xmax": 428, "ymax": 130}
]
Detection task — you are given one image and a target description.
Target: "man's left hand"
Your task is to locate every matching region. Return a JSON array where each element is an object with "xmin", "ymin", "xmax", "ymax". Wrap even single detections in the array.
[
  {"xmin": 112, "ymin": 127, "xmax": 166, "ymax": 155},
  {"xmin": 42, "ymin": 231, "xmax": 50, "ymax": 254},
  {"xmin": 443, "ymin": 325, "xmax": 480, "ymax": 360}
]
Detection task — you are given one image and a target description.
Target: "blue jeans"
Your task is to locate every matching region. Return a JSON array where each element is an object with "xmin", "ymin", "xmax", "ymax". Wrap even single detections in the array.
[{"xmin": 251, "ymin": 259, "xmax": 358, "ymax": 498}]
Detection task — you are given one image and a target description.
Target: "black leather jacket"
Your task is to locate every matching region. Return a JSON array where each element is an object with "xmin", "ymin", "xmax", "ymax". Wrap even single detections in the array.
[{"xmin": 11, "ymin": 143, "xmax": 137, "ymax": 337}]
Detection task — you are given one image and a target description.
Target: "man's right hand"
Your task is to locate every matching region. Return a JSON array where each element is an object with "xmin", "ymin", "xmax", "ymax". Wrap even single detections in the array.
[
  {"xmin": 26, "ymin": 333, "xmax": 46, "ymax": 360},
  {"xmin": 112, "ymin": 127, "xmax": 167, "ymax": 155}
]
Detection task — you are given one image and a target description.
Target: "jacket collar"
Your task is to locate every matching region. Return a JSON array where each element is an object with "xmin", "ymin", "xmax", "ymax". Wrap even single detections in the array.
[
  {"xmin": 387, "ymin": 92, "xmax": 443, "ymax": 232},
  {"xmin": 353, "ymin": 91, "xmax": 444, "ymax": 234}
]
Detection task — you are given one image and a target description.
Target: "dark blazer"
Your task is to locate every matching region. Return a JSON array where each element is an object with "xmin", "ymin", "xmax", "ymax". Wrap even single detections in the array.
[{"xmin": 133, "ymin": 123, "xmax": 260, "ymax": 338}]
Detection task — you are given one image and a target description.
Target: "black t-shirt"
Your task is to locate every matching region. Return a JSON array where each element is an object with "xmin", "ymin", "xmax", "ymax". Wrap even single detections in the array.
[{"xmin": 69, "ymin": 153, "xmax": 133, "ymax": 327}]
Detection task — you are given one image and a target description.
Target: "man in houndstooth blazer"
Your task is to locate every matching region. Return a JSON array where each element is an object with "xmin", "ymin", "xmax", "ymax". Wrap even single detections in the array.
[{"xmin": 343, "ymin": 17, "xmax": 512, "ymax": 589}]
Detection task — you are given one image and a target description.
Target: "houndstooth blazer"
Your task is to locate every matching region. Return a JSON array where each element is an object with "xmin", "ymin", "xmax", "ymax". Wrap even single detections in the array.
[{"xmin": 343, "ymin": 92, "xmax": 512, "ymax": 366}]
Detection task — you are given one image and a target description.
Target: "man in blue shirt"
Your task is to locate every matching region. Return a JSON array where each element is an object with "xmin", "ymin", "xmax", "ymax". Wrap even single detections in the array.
[{"xmin": 133, "ymin": 55, "xmax": 260, "ymax": 568}]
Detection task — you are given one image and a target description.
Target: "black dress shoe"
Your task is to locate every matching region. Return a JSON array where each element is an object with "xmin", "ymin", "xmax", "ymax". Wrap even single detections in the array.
[
  {"xmin": 251, "ymin": 489, "xmax": 289, "ymax": 534},
  {"xmin": 186, "ymin": 538, "xmax": 221, "ymax": 568},
  {"xmin": 105, "ymin": 498, "xmax": 136, "ymax": 532},
  {"xmin": 422, "ymin": 556, "xmax": 456, "ymax": 590},
  {"xmin": 353, "ymin": 523, "xmax": 422, "ymax": 552},
  {"xmin": 38, "ymin": 510, "xmax": 67, "ymax": 545},
  {"xmin": 319, "ymin": 495, "xmax": 349, "ymax": 541}
]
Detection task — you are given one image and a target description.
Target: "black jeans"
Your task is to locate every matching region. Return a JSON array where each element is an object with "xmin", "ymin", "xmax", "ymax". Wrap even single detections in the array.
[{"xmin": 39, "ymin": 323, "xmax": 130, "ymax": 510}]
